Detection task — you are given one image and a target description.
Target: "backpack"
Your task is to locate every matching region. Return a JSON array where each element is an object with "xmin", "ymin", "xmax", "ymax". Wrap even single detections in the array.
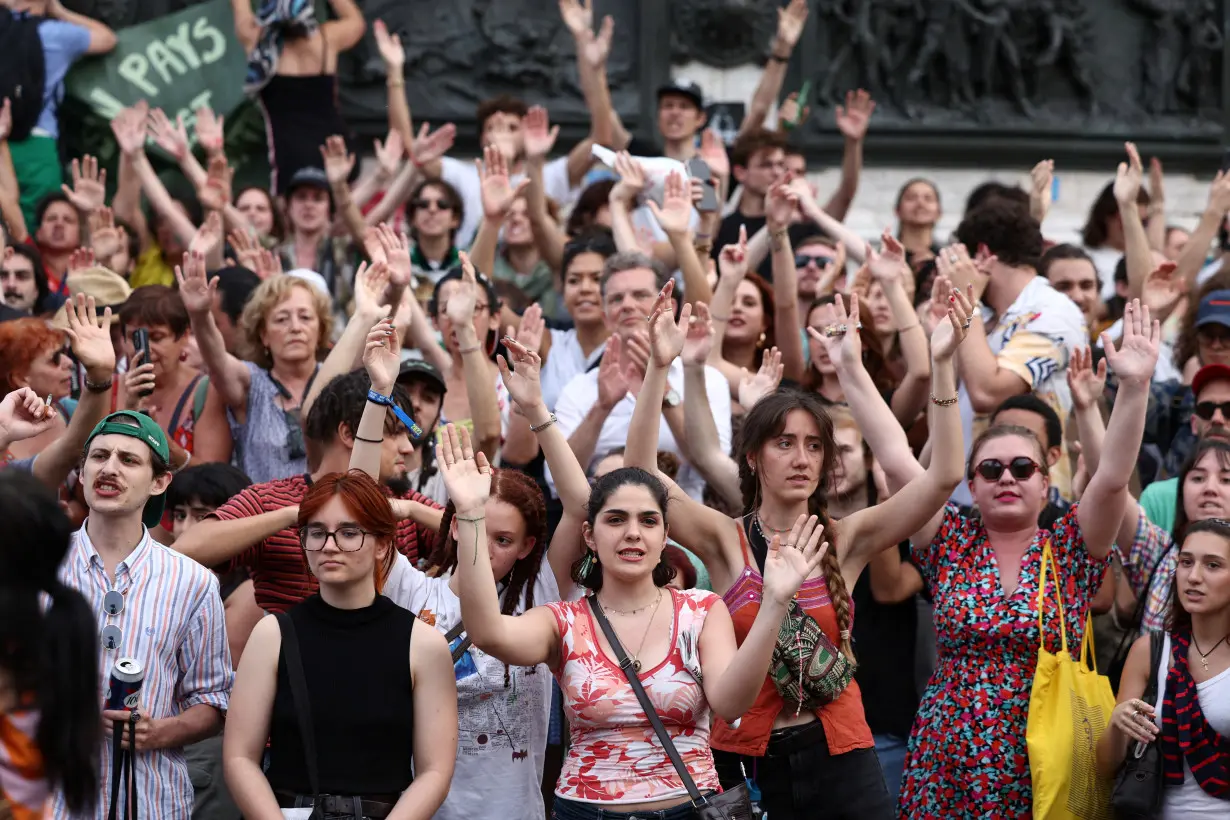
[{"xmin": 0, "ymin": 10, "xmax": 47, "ymax": 142}]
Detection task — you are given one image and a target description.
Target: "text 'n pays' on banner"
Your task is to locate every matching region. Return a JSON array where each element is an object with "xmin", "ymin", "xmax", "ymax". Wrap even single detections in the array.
[{"xmin": 63, "ymin": 0, "xmax": 246, "ymax": 141}]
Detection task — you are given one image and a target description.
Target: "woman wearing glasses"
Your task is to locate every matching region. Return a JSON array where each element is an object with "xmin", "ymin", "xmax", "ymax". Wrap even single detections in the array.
[
  {"xmin": 897, "ymin": 302, "xmax": 1161, "ymax": 819},
  {"xmin": 224, "ymin": 470, "xmax": 458, "ymax": 818},
  {"xmin": 177, "ymin": 251, "xmax": 332, "ymax": 484},
  {"xmin": 0, "ymin": 317, "xmax": 74, "ymax": 464},
  {"xmin": 0, "ymin": 472, "xmax": 100, "ymax": 819}
]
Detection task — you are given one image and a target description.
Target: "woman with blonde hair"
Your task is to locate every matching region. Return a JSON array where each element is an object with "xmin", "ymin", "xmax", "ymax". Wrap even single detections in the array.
[{"xmin": 177, "ymin": 250, "xmax": 334, "ymax": 482}]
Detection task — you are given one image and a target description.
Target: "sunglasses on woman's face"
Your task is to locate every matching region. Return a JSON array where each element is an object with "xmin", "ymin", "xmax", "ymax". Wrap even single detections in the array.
[{"xmin": 974, "ymin": 457, "xmax": 1042, "ymax": 482}]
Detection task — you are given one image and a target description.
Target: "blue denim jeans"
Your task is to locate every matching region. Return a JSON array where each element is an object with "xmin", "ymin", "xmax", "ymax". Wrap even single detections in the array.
[
  {"xmin": 873, "ymin": 733, "xmax": 909, "ymax": 807},
  {"xmin": 551, "ymin": 796, "xmax": 700, "ymax": 820}
]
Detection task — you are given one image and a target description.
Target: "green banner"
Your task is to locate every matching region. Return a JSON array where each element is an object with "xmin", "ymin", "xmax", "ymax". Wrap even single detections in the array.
[{"xmin": 63, "ymin": 0, "xmax": 247, "ymax": 138}]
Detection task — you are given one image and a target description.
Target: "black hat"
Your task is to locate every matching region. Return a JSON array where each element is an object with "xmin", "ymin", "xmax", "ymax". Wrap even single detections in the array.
[
  {"xmin": 657, "ymin": 78, "xmax": 705, "ymax": 109},
  {"xmin": 397, "ymin": 359, "xmax": 447, "ymax": 394},
  {"xmin": 285, "ymin": 166, "xmax": 331, "ymax": 196}
]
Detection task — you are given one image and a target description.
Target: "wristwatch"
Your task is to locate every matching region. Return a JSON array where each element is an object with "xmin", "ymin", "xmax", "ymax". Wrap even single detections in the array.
[{"xmin": 663, "ymin": 388, "xmax": 682, "ymax": 408}]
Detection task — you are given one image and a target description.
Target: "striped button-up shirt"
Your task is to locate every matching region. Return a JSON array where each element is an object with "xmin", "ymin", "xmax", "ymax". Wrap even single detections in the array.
[{"xmin": 51, "ymin": 524, "xmax": 232, "ymax": 819}]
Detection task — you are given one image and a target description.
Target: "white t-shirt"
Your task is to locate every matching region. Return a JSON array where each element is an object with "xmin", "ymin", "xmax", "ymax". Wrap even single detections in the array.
[
  {"xmin": 383, "ymin": 554, "xmax": 561, "ymax": 820},
  {"xmin": 442, "ymin": 156, "xmax": 577, "ymax": 249},
  {"xmin": 1084, "ymin": 245, "xmax": 1123, "ymax": 302},
  {"xmin": 547, "ymin": 358, "xmax": 732, "ymax": 500},
  {"xmin": 541, "ymin": 329, "xmax": 605, "ymax": 413}
]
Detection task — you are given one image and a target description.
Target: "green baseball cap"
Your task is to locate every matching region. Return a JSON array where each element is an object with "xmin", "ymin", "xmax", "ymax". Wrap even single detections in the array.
[{"xmin": 84, "ymin": 411, "xmax": 172, "ymax": 529}]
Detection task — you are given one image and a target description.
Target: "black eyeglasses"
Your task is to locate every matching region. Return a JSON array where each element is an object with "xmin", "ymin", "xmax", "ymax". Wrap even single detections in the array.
[
  {"xmin": 973, "ymin": 457, "xmax": 1043, "ymax": 482},
  {"xmin": 413, "ymin": 197, "xmax": 453, "ymax": 211},
  {"xmin": 795, "ymin": 253, "xmax": 834, "ymax": 269},
  {"xmin": 101, "ymin": 589, "xmax": 125, "ymax": 651},
  {"xmin": 1195, "ymin": 401, "xmax": 1230, "ymax": 421},
  {"xmin": 301, "ymin": 526, "xmax": 370, "ymax": 552}
]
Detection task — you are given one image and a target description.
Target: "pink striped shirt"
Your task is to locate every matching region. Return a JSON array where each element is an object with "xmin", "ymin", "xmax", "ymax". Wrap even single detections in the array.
[{"xmin": 51, "ymin": 524, "xmax": 232, "ymax": 819}]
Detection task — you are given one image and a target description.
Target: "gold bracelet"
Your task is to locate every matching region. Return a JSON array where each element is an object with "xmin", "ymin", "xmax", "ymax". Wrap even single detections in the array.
[
  {"xmin": 930, "ymin": 393, "xmax": 959, "ymax": 407},
  {"xmin": 694, "ymin": 242, "xmax": 713, "ymax": 255}
]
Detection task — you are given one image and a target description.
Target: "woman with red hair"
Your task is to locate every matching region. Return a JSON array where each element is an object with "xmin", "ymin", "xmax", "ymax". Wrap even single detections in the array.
[
  {"xmin": 223, "ymin": 470, "xmax": 458, "ymax": 817},
  {"xmin": 0, "ymin": 317, "xmax": 74, "ymax": 463}
]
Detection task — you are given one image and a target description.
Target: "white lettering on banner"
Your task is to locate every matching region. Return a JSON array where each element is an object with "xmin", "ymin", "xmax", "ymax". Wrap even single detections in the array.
[
  {"xmin": 113, "ymin": 16, "xmax": 229, "ymax": 99},
  {"xmin": 86, "ymin": 88, "xmax": 127, "ymax": 120}
]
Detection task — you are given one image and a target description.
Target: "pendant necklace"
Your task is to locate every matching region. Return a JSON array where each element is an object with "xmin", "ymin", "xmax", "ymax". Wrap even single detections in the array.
[
  {"xmin": 605, "ymin": 588, "xmax": 663, "ymax": 672},
  {"xmin": 1191, "ymin": 633, "xmax": 1229, "ymax": 672}
]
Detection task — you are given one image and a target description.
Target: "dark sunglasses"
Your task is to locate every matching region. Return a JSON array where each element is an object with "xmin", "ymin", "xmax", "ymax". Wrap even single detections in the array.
[
  {"xmin": 1197, "ymin": 326, "xmax": 1230, "ymax": 343},
  {"xmin": 795, "ymin": 253, "xmax": 834, "ymax": 269},
  {"xmin": 1195, "ymin": 401, "xmax": 1230, "ymax": 421},
  {"xmin": 413, "ymin": 197, "xmax": 453, "ymax": 211},
  {"xmin": 973, "ymin": 457, "xmax": 1043, "ymax": 482}
]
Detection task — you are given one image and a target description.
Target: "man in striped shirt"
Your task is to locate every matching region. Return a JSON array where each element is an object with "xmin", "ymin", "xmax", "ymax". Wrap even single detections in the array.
[
  {"xmin": 174, "ymin": 370, "xmax": 443, "ymax": 613},
  {"xmin": 53, "ymin": 411, "xmax": 231, "ymax": 820}
]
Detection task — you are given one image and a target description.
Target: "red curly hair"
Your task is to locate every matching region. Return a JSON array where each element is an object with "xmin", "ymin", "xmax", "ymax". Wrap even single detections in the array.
[{"xmin": 0, "ymin": 318, "xmax": 66, "ymax": 392}]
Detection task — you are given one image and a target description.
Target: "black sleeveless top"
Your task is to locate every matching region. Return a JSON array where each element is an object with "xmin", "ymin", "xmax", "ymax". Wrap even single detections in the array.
[{"xmin": 267, "ymin": 594, "xmax": 416, "ymax": 794}]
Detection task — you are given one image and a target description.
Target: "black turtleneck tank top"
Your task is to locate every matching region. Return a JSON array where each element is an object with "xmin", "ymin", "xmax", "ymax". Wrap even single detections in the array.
[{"xmin": 267, "ymin": 594, "xmax": 416, "ymax": 794}]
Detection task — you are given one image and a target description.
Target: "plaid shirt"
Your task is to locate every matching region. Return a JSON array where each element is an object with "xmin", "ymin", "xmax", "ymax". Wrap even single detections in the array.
[{"xmin": 1117, "ymin": 510, "xmax": 1176, "ymax": 633}]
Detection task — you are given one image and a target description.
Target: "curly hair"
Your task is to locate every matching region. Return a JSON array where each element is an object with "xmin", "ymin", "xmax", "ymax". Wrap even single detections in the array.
[
  {"xmin": 0, "ymin": 318, "xmax": 66, "ymax": 392},
  {"xmin": 730, "ymin": 126, "xmax": 789, "ymax": 169},
  {"xmin": 1173, "ymin": 270, "xmax": 1230, "ymax": 370},
  {"xmin": 238, "ymin": 276, "xmax": 334, "ymax": 369},
  {"xmin": 955, "ymin": 198, "xmax": 1044, "ymax": 270}
]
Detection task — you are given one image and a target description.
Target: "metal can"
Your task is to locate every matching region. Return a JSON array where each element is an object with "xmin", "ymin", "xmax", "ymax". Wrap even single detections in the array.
[{"xmin": 105, "ymin": 657, "xmax": 144, "ymax": 712}]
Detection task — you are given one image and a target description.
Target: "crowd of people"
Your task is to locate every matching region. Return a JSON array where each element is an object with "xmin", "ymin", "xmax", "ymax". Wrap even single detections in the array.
[{"xmin": 1, "ymin": 0, "xmax": 1229, "ymax": 819}]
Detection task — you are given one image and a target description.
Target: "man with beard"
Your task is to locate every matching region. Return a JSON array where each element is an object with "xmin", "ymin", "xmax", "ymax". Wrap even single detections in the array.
[
  {"xmin": 172, "ymin": 369, "xmax": 442, "ymax": 613},
  {"xmin": 1139, "ymin": 363, "xmax": 1230, "ymax": 532},
  {"xmin": 52, "ymin": 410, "xmax": 230, "ymax": 819},
  {"xmin": 1, "ymin": 243, "xmax": 50, "ymax": 314}
]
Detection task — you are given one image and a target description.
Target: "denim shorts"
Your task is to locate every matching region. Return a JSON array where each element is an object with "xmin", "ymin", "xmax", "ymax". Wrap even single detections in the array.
[
  {"xmin": 550, "ymin": 795, "xmax": 702, "ymax": 820},
  {"xmin": 712, "ymin": 720, "xmax": 893, "ymax": 820}
]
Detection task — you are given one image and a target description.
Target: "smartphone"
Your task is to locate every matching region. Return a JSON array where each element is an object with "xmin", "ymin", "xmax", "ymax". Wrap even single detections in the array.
[
  {"xmin": 131, "ymin": 328, "xmax": 153, "ymax": 396},
  {"xmin": 792, "ymin": 81, "xmax": 811, "ymax": 127},
  {"xmin": 687, "ymin": 157, "xmax": 719, "ymax": 212}
]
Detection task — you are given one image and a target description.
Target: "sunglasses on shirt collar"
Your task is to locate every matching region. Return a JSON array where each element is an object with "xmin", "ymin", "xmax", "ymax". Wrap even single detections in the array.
[{"xmin": 971, "ymin": 457, "xmax": 1043, "ymax": 482}]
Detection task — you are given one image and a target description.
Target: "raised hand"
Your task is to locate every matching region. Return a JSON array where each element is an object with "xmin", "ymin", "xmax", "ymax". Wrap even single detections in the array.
[
  {"xmin": 1148, "ymin": 156, "xmax": 1165, "ymax": 209},
  {"xmin": 513, "ymin": 302, "xmax": 546, "ymax": 354},
  {"xmin": 254, "ymin": 248, "xmax": 282, "ymax": 280},
  {"xmin": 930, "ymin": 277, "xmax": 973, "ymax": 361},
  {"xmin": 647, "ymin": 171, "xmax": 692, "ymax": 237},
  {"xmin": 363, "ymin": 317, "xmax": 400, "ymax": 395},
  {"xmin": 411, "ymin": 122, "xmax": 456, "ymax": 167},
  {"xmin": 1030, "ymin": 159, "xmax": 1054, "ymax": 223},
  {"xmin": 935, "ymin": 242, "xmax": 990, "ymax": 302},
  {"xmin": 1114, "ymin": 141, "xmax": 1144, "ymax": 206},
  {"xmin": 320, "ymin": 135, "xmax": 355, "ymax": 186},
  {"xmin": 739, "ymin": 346, "xmax": 783, "ymax": 409},
  {"xmin": 835, "ymin": 89, "xmax": 875, "ymax": 142},
  {"xmin": 577, "ymin": 14, "xmax": 614, "ymax": 68},
  {"xmin": 89, "ymin": 207, "xmax": 122, "ymax": 262},
  {"xmin": 194, "ymin": 105, "xmax": 225, "ymax": 156},
  {"xmin": 68, "ymin": 247, "xmax": 96, "ymax": 277},
  {"xmin": 646, "ymin": 280, "xmax": 693, "ymax": 368},
  {"xmin": 190, "ymin": 211, "xmax": 224, "ymax": 257},
  {"xmin": 523, "ymin": 106, "xmax": 560, "ymax": 161},
  {"xmin": 717, "ymin": 224, "xmax": 750, "ymax": 283},
  {"xmin": 373, "ymin": 19, "xmax": 405, "ymax": 69},
  {"xmin": 0, "ymin": 387, "xmax": 58, "ymax": 445},
  {"xmin": 373, "ymin": 130, "xmax": 405, "ymax": 178},
  {"xmin": 762, "ymin": 514, "xmax": 829, "ymax": 606},
  {"xmin": 61, "ymin": 155, "xmax": 107, "ymax": 213},
  {"xmin": 352, "ymin": 259, "xmax": 392, "ymax": 322},
  {"xmin": 1102, "ymin": 299, "xmax": 1160, "ymax": 388},
  {"xmin": 147, "ymin": 108, "xmax": 189, "ymax": 161},
  {"xmin": 446, "ymin": 251, "xmax": 481, "ymax": 325},
  {"xmin": 1141, "ymin": 260, "xmax": 1182, "ymax": 317},
  {"xmin": 559, "ymin": 0, "xmax": 593, "ymax": 35},
  {"xmin": 775, "ymin": 0, "xmax": 809, "ymax": 49},
  {"xmin": 228, "ymin": 228, "xmax": 263, "ymax": 272},
  {"xmin": 1066, "ymin": 346, "xmax": 1106, "ymax": 411},
  {"xmin": 63, "ymin": 293, "xmax": 116, "ymax": 379},
  {"xmin": 174, "ymin": 250, "xmax": 218, "ymax": 316},
  {"xmin": 596, "ymin": 334, "xmax": 632, "ymax": 410},
  {"xmin": 376, "ymin": 224, "xmax": 411, "ymax": 287},
  {"xmin": 478, "ymin": 144, "xmax": 529, "ymax": 219},
  {"xmin": 497, "ymin": 335, "xmax": 545, "ymax": 413},
  {"xmin": 778, "ymin": 90, "xmax": 811, "ymax": 129},
  {"xmin": 867, "ymin": 230, "xmax": 907, "ymax": 285},
  {"xmin": 197, "ymin": 155, "xmax": 233, "ymax": 212},
  {"xmin": 437, "ymin": 424, "xmax": 493, "ymax": 517},
  {"xmin": 806, "ymin": 292, "xmax": 862, "ymax": 371},
  {"xmin": 681, "ymin": 301, "xmax": 715, "ymax": 366},
  {"xmin": 698, "ymin": 129, "xmax": 730, "ymax": 181},
  {"xmin": 765, "ymin": 178, "xmax": 799, "ymax": 231},
  {"xmin": 610, "ymin": 151, "xmax": 646, "ymax": 205},
  {"xmin": 110, "ymin": 103, "xmax": 149, "ymax": 157}
]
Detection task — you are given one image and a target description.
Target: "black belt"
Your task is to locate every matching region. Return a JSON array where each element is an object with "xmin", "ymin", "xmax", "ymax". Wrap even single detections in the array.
[{"xmin": 275, "ymin": 791, "xmax": 397, "ymax": 818}]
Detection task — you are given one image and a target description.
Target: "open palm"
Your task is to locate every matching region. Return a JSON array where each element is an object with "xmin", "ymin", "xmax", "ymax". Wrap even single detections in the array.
[
  {"xmin": 1113, "ymin": 142, "xmax": 1143, "ymax": 205},
  {"xmin": 497, "ymin": 337, "xmax": 544, "ymax": 412},
  {"xmin": 1103, "ymin": 299, "xmax": 1160, "ymax": 387},
  {"xmin": 438, "ymin": 424, "xmax": 492, "ymax": 516},
  {"xmin": 807, "ymin": 293, "xmax": 862, "ymax": 371},
  {"xmin": 174, "ymin": 250, "xmax": 217, "ymax": 315},
  {"xmin": 762, "ymin": 514, "xmax": 829, "ymax": 606},
  {"xmin": 363, "ymin": 318, "xmax": 400, "ymax": 394},
  {"xmin": 647, "ymin": 281, "xmax": 692, "ymax": 367},
  {"xmin": 867, "ymin": 231, "xmax": 906, "ymax": 284},
  {"xmin": 1066, "ymin": 346, "xmax": 1106, "ymax": 411}
]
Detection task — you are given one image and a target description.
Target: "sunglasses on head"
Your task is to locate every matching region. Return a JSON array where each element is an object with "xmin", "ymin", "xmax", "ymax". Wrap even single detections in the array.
[
  {"xmin": 973, "ymin": 457, "xmax": 1043, "ymax": 482},
  {"xmin": 413, "ymin": 197, "xmax": 453, "ymax": 211},
  {"xmin": 1195, "ymin": 401, "xmax": 1230, "ymax": 421},
  {"xmin": 795, "ymin": 253, "xmax": 834, "ymax": 269},
  {"xmin": 52, "ymin": 345, "xmax": 73, "ymax": 366}
]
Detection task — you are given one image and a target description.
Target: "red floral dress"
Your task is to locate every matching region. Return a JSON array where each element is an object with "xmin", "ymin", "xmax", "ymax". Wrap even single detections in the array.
[
  {"xmin": 898, "ymin": 503, "xmax": 1108, "ymax": 818},
  {"xmin": 545, "ymin": 588, "xmax": 721, "ymax": 804}
]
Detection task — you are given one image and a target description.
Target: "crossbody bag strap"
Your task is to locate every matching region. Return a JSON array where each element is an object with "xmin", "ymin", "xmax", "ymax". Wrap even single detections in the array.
[
  {"xmin": 587, "ymin": 597, "xmax": 705, "ymax": 805},
  {"xmin": 1143, "ymin": 630, "xmax": 1163, "ymax": 706},
  {"xmin": 275, "ymin": 612, "xmax": 321, "ymax": 804}
]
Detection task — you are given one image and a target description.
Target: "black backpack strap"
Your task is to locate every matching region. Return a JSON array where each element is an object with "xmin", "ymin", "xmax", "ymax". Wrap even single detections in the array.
[
  {"xmin": 588, "ymin": 596, "xmax": 705, "ymax": 805},
  {"xmin": 275, "ymin": 612, "xmax": 320, "ymax": 808}
]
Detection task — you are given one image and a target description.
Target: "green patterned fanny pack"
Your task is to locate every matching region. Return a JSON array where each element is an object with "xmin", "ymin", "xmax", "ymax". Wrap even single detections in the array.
[{"xmin": 768, "ymin": 600, "xmax": 856, "ymax": 713}]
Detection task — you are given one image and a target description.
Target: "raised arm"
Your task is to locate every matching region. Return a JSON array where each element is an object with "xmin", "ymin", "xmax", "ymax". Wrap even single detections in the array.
[
  {"xmin": 499, "ymin": 307, "xmax": 546, "ymax": 466},
  {"xmin": 1114, "ymin": 142, "xmax": 1156, "ymax": 302},
  {"xmin": 1176, "ymin": 172, "xmax": 1230, "ymax": 290},
  {"xmin": 680, "ymin": 303, "xmax": 743, "ymax": 509},
  {"xmin": 607, "ymin": 152, "xmax": 647, "ymax": 254},
  {"xmin": 321, "ymin": 136, "xmax": 367, "ymax": 247},
  {"xmin": 766, "ymin": 180, "xmax": 805, "ymax": 381},
  {"xmin": 522, "ymin": 108, "xmax": 567, "ymax": 272},
  {"xmin": 867, "ymin": 231, "xmax": 931, "ymax": 424},
  {"xmin": 109, "ymin": 105, "xmax": 150, "ymax": 246},
  {"xmin": 453, "ymin": 252, "xmax": 504, "ymax": 461},
  {"xmin": 351, "ymin": 316, "xmax": 401, "ymax": 480},
  {"xmin": 822, "ymin": 90, "xmax": 873, "ymax": 221},
  {"xmin": 1146, "ymin": 157, "xmax": 1167, "ymax": 253},
  {"xmin": 373, "ymin": 20, "xmax": 414, "ymax": 151},
  {"xmin": 47, "ymin": 0, "xmax": 116, "ymax": 54},
  {"xmin": 1079, "ymin": 300, "xmax": 1160, "ymax": 560},
  {"xmin": 444, "ymin": 425, "xmax": 561, "ymax": 668},
  {"xmin": 738, "ymin": 0, "xmax": 808, "ymax": 137},
  {"xmin": 469, "ymin": 144, "xmax": 531, "ymax": 276},
  {"xmin": 836, "ymin": 286, "xmax": 969, "ymax": 572},
  {"xmin": 228, "ymin": 0, "xmax": 260, "ymax": 53},
  {"xmin": 321, "ymin": 0, "xmax": 367, "ymax": 52},
  {"xmin": 176, "ymin": 250, "xmax": 252, "ymax": 415},
  {"xmin": 648, "ymin": 171, "xmax": 712, "ymax": 304}
]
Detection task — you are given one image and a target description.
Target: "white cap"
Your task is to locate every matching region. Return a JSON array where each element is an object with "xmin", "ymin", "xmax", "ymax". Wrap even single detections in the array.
[{"xmin": 286, "ymin": 269, "xmax": 330, "ymax": 297}]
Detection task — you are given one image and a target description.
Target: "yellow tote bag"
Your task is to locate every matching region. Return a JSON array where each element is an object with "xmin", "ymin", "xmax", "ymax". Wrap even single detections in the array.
[{"xmin": 1026, "ymin": 541, "xmax": 1116, "ymax": 820}]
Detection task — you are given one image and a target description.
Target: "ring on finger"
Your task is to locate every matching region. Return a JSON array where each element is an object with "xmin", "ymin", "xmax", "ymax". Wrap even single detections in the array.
[{"xmin": 962, "ymin": 318, "xmax": 972, "ymax": 329}]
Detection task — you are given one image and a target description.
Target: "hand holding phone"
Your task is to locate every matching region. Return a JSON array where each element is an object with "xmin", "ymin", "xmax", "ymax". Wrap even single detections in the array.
[
  {"xmin": 687, "ymin": 157, "xmax": 719, "ymax": 212},
  {"xmin": 131, "ymin": 329, "xmax": 154, "ymax": 397}
]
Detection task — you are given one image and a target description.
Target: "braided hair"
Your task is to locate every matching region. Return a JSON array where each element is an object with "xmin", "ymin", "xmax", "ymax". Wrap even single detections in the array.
[{"xmin": 735, "ymin": 388, "xmax": 856, "ymax": 661}]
